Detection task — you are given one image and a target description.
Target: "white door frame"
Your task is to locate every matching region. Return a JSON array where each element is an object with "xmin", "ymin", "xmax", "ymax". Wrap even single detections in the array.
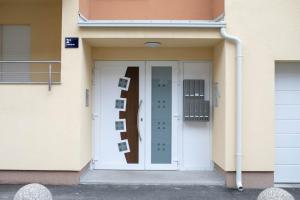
[
  {"xmin": 145, "ymin": 61, "xmax": 179, "ymax": 170},
  {"xmin": 92, "ymin": 60, "xmax": 212, "ymax": 171}
]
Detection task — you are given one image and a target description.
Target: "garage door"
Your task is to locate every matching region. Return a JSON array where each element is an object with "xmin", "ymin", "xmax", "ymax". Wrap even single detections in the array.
[{"xmin": 275, "ymin": 62, "xmax": 300, "ymax": 183}]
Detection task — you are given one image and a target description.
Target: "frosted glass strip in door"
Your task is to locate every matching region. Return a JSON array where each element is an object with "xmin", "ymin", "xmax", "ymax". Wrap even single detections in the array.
[{"xmin": 151, "ymin": 67, "xmax": 172, "ymax": 164}]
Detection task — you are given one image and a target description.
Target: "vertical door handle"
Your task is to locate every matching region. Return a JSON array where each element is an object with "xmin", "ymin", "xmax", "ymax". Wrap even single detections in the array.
[{"xmin": 137, "ymin": 100, "xmax": 143, "ymax": 142}]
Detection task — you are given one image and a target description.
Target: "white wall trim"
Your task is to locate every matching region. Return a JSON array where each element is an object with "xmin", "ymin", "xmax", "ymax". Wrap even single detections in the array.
[
  {"xmin": 78, "ymin": 15, "xmax": 226, "ymax": 28},
  {"xmin": 78, "ymin": 12, "xmax": 88, "ymax": 22},
  {"xmin": 213, "ymin": 13, "xmax": 225, "ymax": 22}
]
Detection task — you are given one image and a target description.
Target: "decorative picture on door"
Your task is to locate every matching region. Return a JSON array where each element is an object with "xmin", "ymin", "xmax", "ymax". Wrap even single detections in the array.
[
  {"xmin": 115, "ymin": 98, "xmax": 127, "ymax": 111},
  {"xmin": 118, "ymin": 77, "xmax": 131, "ymax": 91}
]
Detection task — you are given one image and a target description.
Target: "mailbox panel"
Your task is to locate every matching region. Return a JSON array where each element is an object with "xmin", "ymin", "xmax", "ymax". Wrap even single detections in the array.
[{"xmin": 183, "ymin": 79, "xmax": 209, "ymax": 121}]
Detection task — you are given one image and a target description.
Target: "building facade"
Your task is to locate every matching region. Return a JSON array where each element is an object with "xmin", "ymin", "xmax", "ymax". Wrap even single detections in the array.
[{"xmin": 0, "ymin": 0, "xmax": 299, "ymax": 189}]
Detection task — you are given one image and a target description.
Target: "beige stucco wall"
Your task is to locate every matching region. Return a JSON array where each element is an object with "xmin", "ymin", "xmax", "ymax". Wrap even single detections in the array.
[
  {"xmin": 60, "ymin": 0, "xmax": 94, "ymax": 170},
  {"xmin": 223, "ymin": 0, "xmax": 300, "ymax": 171},
  {"xmin": 0, "ymin": 2, "xmax": 74, "ymax": 170},
  {"xmin": 0, "ymin": 0, "xmax": 89, "ymax": 171},
  {"xmin": 212, "ymin": 42, "xmax": 226, "ymax": 169},
  {"xmin": 79, "ymin": 40, "xmax": 93, "ymax": 168},
  {"xmin": 92, "ymin": 47, "xmax": 213, "ymax": 61}
]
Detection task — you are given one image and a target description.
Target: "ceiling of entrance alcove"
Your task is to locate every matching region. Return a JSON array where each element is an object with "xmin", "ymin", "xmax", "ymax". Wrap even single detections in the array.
[{"xmin": 85, "ymin": 38, "xmax": 222, "ymax": 48}]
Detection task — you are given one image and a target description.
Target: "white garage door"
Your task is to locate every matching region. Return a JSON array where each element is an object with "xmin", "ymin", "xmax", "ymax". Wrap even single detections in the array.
[{"xmin": 275, "ymin": 62, "xmax": 300, "ymax": 183}]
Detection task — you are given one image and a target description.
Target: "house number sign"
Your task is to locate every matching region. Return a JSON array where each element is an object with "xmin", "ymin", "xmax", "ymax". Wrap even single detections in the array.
[{"xmin": 65, "ymin": 37, "xmax": 79, "ymax": 48}]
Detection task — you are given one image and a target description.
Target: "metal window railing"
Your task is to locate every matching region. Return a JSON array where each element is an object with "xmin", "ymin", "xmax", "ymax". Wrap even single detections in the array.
[{"xmin": 0, "ymin": 61, "xmax": 61, "ymax": 91}]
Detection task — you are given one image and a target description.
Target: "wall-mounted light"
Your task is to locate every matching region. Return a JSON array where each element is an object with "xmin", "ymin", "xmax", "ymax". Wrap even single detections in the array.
[{"xmin": 144, "ymin": 42, "xmax": 161, "ymax": 48}]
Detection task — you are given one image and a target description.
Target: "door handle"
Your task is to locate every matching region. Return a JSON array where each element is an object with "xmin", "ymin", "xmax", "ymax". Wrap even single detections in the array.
[{"xmin": 137, "ymin": 100, "xmax": 143, "ymax": 142}]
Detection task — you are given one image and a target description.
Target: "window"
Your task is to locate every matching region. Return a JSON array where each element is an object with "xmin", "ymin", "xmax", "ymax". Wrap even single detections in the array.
[{"xmin": 0, "ymin": 25, "xmax": 31, "ymax": 82}]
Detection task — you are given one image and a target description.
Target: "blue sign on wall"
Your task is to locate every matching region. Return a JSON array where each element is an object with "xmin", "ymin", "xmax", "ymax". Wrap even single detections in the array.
[{"xmin": 65, "ymin": 37, "xmax": 79, "ymax": 48}]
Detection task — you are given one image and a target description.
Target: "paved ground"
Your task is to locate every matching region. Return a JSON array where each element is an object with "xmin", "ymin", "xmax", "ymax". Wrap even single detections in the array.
[
  {"xmin": 81, "ymin": 170, "xmax": 224, "ymax": 186},
  {"xmin": 0, "ymin": 185, "xmax": 299, "ymax": 200}
]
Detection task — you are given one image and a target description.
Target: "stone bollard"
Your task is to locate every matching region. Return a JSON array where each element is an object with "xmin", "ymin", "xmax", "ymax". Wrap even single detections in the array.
[
  {"xmin": 13, "ymin": 183, "xmax": 52, "ymax": 200},
  {"xmin": 257, "ymin": 187, "xmax": 294, "ymax": 200}
]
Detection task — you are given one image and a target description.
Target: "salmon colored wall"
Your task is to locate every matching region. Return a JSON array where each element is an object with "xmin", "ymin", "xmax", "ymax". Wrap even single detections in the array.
[
  {"xmin": 86, "ymin": 0, "xmax": 216, "ymax": 20},
  {"xmin": 79, "ymin": 0, "xmax": 90, "ymax": 18},
  {"xmin": 212, "ymin": 0, "xmax": 224, "ymax": 18}
]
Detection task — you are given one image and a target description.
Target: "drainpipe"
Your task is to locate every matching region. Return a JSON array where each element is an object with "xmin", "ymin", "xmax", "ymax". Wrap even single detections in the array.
[{"xmin": 220, "ymin": 27, "xmax": 244, "ymax": 191}]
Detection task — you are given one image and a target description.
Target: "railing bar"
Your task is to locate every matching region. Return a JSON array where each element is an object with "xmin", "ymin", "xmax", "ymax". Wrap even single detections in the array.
[
  {"xmin": 0, "ymin": 63, "xmax": 2, "ymax": 80},
  {"xmin": 0, "ymin": 61, "xmax": 61, "ymax": 90},
  {"xmin": 0, "ymin": 61, "xmax": 61, "ymax": 64},
  {"xmin": 0, "ymin": 72, "xmax": 61, "ymax": 74},
  {"xmin": 0, "ymin": 82, "xmax": 61, "ymax": 84},
  {"xmin": 48, "ymin": 64, "xmax": 52, "ymax": 91}
]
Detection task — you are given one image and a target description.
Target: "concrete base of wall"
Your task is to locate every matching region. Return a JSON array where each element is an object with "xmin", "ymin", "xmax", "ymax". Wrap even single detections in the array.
[
  {"xmin": 215, "ymin": 164, "xmax": 274, "ymax": 189},
  {"xmin": 224, "ymin": 171, "xmax": 274, "ymax": 189},
  {"xmin": 0, "ymin": 161, "xmax": 273, "ymax": 188},
  {"xmin": 0, "ymin": 162, "xmax": 90, "ymax": 185}
]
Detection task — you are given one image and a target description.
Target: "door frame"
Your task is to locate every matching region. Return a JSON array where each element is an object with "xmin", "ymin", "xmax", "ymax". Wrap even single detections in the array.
[{"xmin": 92, "ymin": 60, "xmax": 213, "ymax": 171}]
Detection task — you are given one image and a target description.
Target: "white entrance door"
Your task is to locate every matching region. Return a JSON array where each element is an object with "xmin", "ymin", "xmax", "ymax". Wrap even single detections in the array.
[
  {"xmin": 94, "ymin": 61, "xmax": 146, "ymax": 170},
  {"xmin": 275, "ymin": 62, "xmax": 300, "ymax": 183},
  {"xmin": 180, "ymin": 61, "xmax": 212, "ymax": 170},
  {"xmin": 93, "ymin": 61, "xmax": 178, "ymax": 170}
]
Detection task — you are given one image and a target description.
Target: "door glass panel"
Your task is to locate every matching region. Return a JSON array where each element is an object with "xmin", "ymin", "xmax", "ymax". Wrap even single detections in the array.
[{"xmin": 151, "ymin": 67, "xmax": 172, "ymax": 164}]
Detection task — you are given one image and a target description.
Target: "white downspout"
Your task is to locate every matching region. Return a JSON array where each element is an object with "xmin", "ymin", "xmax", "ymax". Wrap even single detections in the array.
[{"xmin": 220, "ymin": 27, "xmax": 244, "ymax": 191}]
